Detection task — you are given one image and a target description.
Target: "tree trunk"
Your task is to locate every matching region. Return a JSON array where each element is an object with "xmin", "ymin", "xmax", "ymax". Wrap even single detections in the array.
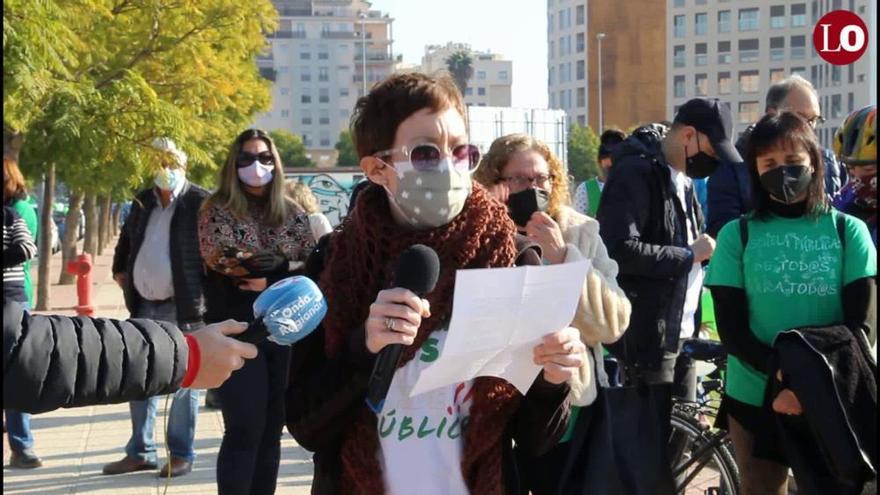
[
  {"xmin": 59, "ymin": 191, "xmax": 83, "ymax": 285},
  {"xmin": 83, "ymin": 192, "xmax": 99, "ymax": 256},
  {"xmin": 111, "ymin": 204, "xmax": 121, "ymax": 238},
  {"xmin": 35, "ymin": 164, "xmax": 55, "ymax": 311},
  {"xmin": 98, "ymin": 195, "xmax": 111, "ymax": 254}
]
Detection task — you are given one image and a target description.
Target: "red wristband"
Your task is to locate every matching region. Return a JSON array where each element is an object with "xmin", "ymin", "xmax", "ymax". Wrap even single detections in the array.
[{"xmin": 181, "ymin": 334, "xmax": 201, "ymax": 388}]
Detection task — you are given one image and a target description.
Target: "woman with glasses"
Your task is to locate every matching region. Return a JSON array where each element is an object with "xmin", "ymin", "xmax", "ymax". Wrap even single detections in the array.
[
  {"xmin": 474, "ymin": 134, "xmax": 631, "ymax": 494},
  {"xmin": 198, "ymin": 129, "xmax": 315, "ymax": 495},
  {"xmin": 285, "ymin": 73, "xmax": 588, "ymax": 494}
]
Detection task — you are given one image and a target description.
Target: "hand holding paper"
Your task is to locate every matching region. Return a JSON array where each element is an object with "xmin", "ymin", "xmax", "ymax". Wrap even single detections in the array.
[{"xmin": 410, "ymin": 260, "xmax": 592, "ymax": 397}]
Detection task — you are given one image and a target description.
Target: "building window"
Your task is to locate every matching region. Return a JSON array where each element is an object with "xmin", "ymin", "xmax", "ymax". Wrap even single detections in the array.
[
  {"xmin": 465, "ymin": 87, "xmax": 473, "ymax": 96},
  {"xmin": 831, "ymin": 94, "xmax": 842, "ymax": 118},
  {"xmin": 674, "ymin": 75, "xmax": 686, "ymax": 98},
  {"xmin": 791, "ymin": 66, "xmax": 807, "ymax": 79},
  {"xmin": 278, "ymin": 66, "xmax": 290, "ymax": 74},
  {"xmin": 319, "ymin": 109, "xmax": 329, "ymax": 125},
  {"xmin": 791, "ymin": 35, "xmax": 806, "ymax": 59},
  {"xmin": 302, "ymin": 134, "xmax": 311, "ymax": 147},
  {"xmin": 718, "ymin": 10, "xmax": 731, "ymax": 33},
  {"xmin": 498, "ymin": 70, "xmax": 509, "ymax": 81},
  {"xmin": 577, "ymin": 115, "xmax": 586, "ymax": 127},
  {"xmin": 674, "ymin": 0, "xmax": 685, "ymax": 7},
  {"xmin": 477, "ymin": 87, "xmax": 486, "ymax": 96},
  {"xmin": 695, "ymin": 73, "xmax": 708, "ymax": 96},
  {"xmin": 770, "ymin": 5, "xmax": 786, "ymax": 29},
  {"xmin": 739, "ymin": 70, "xmax": 760, "ymax": 93},
  {"xmin": 770, "ymin": 68, "xmax": 786, "ymax": 83},
  {"xmin": 300, "ymin": 68, "xmax": 311, "ymax": 82},
  {"xmin": 281, "ymin": 110, "xmax": 289, "ymax": 118},
  {"xmin": 318, "ymin": 52, "xmax": 329, "ymax": 60},
  {"xmin": 301, "ymin": 93, "xmax": 311, "ymax": 104},
  {"xmin": 718, "ymin": 41, "xmax": 731, "ymax": 64},
  {"xmin": 576, "ymin": 5, "xmax": 585, "ymax": 25},
  {"xmin": 339, "ymin": 87, "xmax": 349, "ymax": 97},
  {"xmin": 549, "ymin": 40, "xmax": 555, "ymax": 59},
  {"xmin": 718, "ymin": 72, "xmax": 731, "ymax": 94},
  {"xmin": 674, "ymin": 15, "xmax": 686, "ymax": 38},
  {"xmin": 576, "ymin": 33, "xmax": 585, "ymax": 52},
  {"xmin": 831, "ymin": 65, "xmax": 842, "ymax": 85},
  {"xmin": 301, "ymin": 110, "xmax": 312, "ymax": 125},
  {"xmin": 299, "ymin": 52, "xmax": 311, "ymax": 60},
  {"xmin": 695, "ymin": 13, "xmax": 708, "ymax": 35},
  {"xmin": 738, "ymin": 8, "xmax": 759, "ymax": 31},
  {"xmin": 739, "ymin": 38, "xmax": 759, "ymax": 63},
  {"xmin": 549, "ymin": 67, "xmax": 555, "ymax": 86},
  {"xmin": 576, "ymin": 60, "xmax": 585, "ymax": 80},
  {"xmin": 548, "ymin": 13, "xmax": 554, "ymax": 33},
  {"xmin": 770, "ymin": 37, "xmax": 786, "ymax": 61},
  {"xmin": 739, "ymin": 101, "xmax": 760, "ymax": 124},
  {"xmin": 320, "ymin": 134, "xmax": 331, "ymax": 147},
  {"xmin": 477, "ymin": 71, "xmax": 486, "ymax": 80},
  {"xmin": 550, "ymin": 92, "xmax": 556, "ymax": 108},
  {"xmin": 318, "ymin": 67, "xmax": 329, "ymax": 82},
  {"xmin": 319, "ymin": 88, "xmax": 329, "ymax": 104},
  {"xmin": 674, "ymin": 45, "xmax": 686, "ymax": 68},
  {"xmin": 695, "ymin": 43, "xmax": 707, "ymax": 66},
  {"xmin": 577, "ymin": 87, "xmax": 586, "ymax": 107},
  {"xmin": 791, "ymin": 3, "xmax": 807, "ymax": 27},
  {"xmin": 280, "ymin": 87, "xmax": 289, "ymax": 96}
]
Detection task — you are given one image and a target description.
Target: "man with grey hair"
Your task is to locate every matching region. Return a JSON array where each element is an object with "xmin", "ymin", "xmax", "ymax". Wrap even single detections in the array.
[
  {"xmin": 103, "ymin": 138, "xmax": 209, "ymax": 478},
  {"xmin": 706, "ymin": 74, "xmax": 845, "ymax": 237}
]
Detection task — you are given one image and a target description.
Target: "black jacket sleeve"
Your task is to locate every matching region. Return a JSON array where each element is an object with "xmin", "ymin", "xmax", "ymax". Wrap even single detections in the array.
[
  {"xmin": 842, "ymin": 276, "xmax": 876, "ymax": 347},
  {"xmin": 598, "ymin": 159, "xmax": 695, "ymax": 279},
  {"xmin": 112, "ymin": 208, "xmax": 133, "ymax": 275},
  {"xmin": 710, "ymin": 285, "xmax": 774, "ymax": 374},
  {"xmin": 706, "ymin": 161, "xmax": 749, "ymax": 239},
  {"xmin": 3, "ymin": 300, "xmax": 188, "ymax": 414}
]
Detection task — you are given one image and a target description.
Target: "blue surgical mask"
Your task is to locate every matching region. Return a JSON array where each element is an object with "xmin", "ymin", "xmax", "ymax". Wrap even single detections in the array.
[{"xmin": 154, "ymin": 168, "xmax": 184, "ymax": 191}]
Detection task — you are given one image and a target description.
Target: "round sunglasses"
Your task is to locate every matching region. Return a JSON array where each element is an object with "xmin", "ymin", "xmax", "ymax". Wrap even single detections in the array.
[
  {"xmin": 237, "ymin": 151, "xmax": 275, "ymax": 168},
  {"xmin": 373, "ymin": 143, "xmax": 481, "ymax": 172}
]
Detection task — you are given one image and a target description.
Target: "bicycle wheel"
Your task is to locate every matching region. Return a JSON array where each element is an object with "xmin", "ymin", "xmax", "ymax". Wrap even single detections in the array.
[{"xmin": 670, "ymin": 408, "xmax": 741, "ymax": 495}]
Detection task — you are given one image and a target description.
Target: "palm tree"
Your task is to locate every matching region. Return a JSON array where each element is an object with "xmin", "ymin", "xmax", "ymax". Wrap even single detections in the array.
[{"xmin": 445, "ymin": 50, "xmax": 474, "ymax": 96}]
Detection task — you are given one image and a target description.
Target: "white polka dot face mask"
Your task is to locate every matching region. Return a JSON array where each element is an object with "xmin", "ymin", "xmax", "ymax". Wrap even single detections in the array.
[{"xmin": 387, "ymin": 158, "xmax": 472, "ymax": 229}]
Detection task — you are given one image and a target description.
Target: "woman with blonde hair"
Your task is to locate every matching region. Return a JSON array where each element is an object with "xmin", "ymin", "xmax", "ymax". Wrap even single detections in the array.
[
  {"xmin": 285, "ymin": 180, "xmax": 333, "ymax": 241},
  {"xmin": 474, "ymin": 133, "xmax": 631, "ymax": 494},
  {"xmin": 198, "ymin": 128, "xmax": 315, "ymax": 495}
]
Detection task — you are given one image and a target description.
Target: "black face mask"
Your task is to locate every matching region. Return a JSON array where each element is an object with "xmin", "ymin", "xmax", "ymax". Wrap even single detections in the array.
[
  {"xmin": 685, "ymin": 134, "xmax": 720, "ymax": 179},
  {"xmin": 507, "ymin": 188, "xmax": 549, "ymax": 227},
  {"xmin": 759, "ymin": 165, "xmax": 813, "ymax": 204}
]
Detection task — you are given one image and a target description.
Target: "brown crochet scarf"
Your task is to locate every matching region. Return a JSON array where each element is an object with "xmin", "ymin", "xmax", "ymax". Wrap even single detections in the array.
[{"xmin": 319, "ymin": 182, "xmax": 523, "ymax": 494}]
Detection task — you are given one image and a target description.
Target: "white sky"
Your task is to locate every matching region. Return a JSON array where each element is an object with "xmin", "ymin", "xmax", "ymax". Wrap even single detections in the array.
[{"xmin": 370, "ymin": 0, "xmax": 549, "ymax": 108}]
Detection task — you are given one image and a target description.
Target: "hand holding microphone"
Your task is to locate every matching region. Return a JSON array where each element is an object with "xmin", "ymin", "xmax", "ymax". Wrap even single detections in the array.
[{"xmin": 365, "ymin": 289, "xmax": 431, "ymax": 354}]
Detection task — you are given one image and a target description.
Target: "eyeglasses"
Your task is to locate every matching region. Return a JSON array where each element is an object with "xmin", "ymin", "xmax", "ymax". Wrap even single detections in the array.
[
  {"xmin": 800, "ymin": 113, "xmax": 826, "ymax": 128},
  {"xmin": 499, "ymin": 174, "xmax": 554, "ymax": 188},
  {"xmin": 373, "ymin": 143, "xmax": 481, "ymax": 173},
  {"xmin": 237, "ymin": 151, "xmax": 275, "ymax": 167}
]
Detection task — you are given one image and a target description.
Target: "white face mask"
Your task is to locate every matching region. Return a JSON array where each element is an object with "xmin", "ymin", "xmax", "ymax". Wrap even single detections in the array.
[
  {"xmin": 238, "ymin": 161, "xmax": 274, "ymax": 187},
  {"xmin": 386, "ymin": 158, "xmax": 472, "ymax": 229}
]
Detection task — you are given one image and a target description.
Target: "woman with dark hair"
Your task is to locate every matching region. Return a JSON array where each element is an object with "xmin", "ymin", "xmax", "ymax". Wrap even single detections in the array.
[
  {"xmin": 705, "ymin": 112, "xmax": 876, "ymax": 494},
  {"xmin": 285, "ymin": 73, "xmax": 586, "ymax": 494},
  {"xmin": 198, "ymin": 129, "xmax": 315, "ymax": 494}
]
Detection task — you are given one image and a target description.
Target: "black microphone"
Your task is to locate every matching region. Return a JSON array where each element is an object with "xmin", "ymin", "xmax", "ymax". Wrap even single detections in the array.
[{"xmin": 365, "ymin": 245, "xmax": 440, "ymax": 413}]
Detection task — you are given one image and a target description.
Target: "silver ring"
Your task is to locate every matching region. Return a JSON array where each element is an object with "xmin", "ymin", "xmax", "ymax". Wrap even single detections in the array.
[{"xmin": 385, "ymin": 318, "xmax": 395, "ymax": 331}]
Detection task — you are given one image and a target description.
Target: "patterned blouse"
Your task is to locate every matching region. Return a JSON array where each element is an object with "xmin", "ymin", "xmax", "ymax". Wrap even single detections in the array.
[{"xmin": 198, "ymin": 199, "xmax": 316, "ymax": 278}]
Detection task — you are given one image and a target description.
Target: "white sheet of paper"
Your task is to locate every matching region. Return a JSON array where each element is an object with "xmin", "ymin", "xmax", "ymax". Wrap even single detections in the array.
[{"xmin": 410, "ymin": 259, "xmax": 591, "ymax": 397}]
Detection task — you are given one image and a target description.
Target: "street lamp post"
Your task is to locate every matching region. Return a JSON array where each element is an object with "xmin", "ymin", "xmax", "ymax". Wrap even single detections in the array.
[
  {"xmin": 596, "ymin": 32, "xmax": 606, "ymax": 133},
  {"xmin": 359, "ymin": 13, "xmax": 367, "ymax": 96}
]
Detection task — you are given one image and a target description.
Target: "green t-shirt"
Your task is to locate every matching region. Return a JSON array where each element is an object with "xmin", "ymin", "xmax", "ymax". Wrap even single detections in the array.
[
  {"xmin": 705, "ymin": 211, "xmax": 877, "ymax": 406},
  {"xmin": 11, "ymin": 198, "xmax": 39, "ymax": 306}
]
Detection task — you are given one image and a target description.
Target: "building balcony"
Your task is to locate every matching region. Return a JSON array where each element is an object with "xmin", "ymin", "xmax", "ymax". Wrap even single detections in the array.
[
  {"xmin": 268, "ymin": 30, "xmax": 307, "ymax": 39},
  {"xmin": 276, "ymin": 7, "xmax": 312, "ymax": 17},
  {"xmin": 355, "ymin": 53, "xmax": 392, "ymax": 62},
  {"xmin": 321, "ymin": 31, "xmax": 357, "ymax": 39}
]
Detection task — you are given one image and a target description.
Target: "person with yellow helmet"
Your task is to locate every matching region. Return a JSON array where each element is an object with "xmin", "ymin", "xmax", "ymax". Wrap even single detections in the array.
[{"xmin": 833, "ymin": 105, "xmax": 877, "ymax": 244}]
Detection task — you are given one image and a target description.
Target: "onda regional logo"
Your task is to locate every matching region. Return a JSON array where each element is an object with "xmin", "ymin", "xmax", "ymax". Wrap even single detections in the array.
[{"xmin": 813, "ymin": 10, "xmax": 869, "ymax": 65}]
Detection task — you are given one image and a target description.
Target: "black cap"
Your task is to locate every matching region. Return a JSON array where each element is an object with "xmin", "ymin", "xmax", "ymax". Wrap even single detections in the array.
[{"xmin": 673, "ymin": 98, "xmax": 743, "ymax": 163}]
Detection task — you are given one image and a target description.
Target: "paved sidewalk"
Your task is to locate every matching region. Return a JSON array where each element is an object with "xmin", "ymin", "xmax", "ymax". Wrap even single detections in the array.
[{"xmin": 3, "ymin": 239, "xmax": 314, "ymax": 494}]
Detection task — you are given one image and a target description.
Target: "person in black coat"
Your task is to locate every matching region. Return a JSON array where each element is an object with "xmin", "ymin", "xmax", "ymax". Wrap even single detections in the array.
[
  {"xmin": 597, "ymin": 98, "xmax": 742, "ymax": 409},
  {"xmin": 106, "ymin": 138, "xmax": 210, "ymax": 478},
  {"xmin": 3, "ymin": 300, "xmax": 257, "ymax": 413}
]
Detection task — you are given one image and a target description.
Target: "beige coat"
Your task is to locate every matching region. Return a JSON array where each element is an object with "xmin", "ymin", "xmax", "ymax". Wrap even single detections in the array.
[{"xmin": 554, "ymin": 206, "xmax": 631, "ymax": 405}]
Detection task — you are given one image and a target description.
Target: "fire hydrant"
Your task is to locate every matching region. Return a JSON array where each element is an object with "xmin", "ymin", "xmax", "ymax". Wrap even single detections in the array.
[{"xmin": 66, "ymin": 253, "xmax": 95, "ymax": 317}]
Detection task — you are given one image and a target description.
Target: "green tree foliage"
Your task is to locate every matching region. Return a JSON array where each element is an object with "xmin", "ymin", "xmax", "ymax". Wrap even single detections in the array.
[
  {"xmin": 334, "ymin": 130, "xmax": 357, "ymax": 167},
  {"xmin": 269, "ymin": 129, "xmax": 313, "ymax": 168},
  {"xmin": 567, "ymin": 124, "xmax": 601, "ymax": 183},
  {"xmin": 445, "ymin": 51, "xmax": 474, "ymax": 96}
]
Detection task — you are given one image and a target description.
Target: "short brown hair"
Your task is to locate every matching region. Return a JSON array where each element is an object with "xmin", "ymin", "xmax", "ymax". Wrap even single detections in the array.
[
  {"xmin": 350, "ymin": 72, "xmax": 467, "ymax": 159},
  {"xmin": 473, "ymin": 134, "xmax": 571, "ymax": 217},
  {"xmin": 3, "ymin": 158, "xmax": 27, "ymax": 202}
]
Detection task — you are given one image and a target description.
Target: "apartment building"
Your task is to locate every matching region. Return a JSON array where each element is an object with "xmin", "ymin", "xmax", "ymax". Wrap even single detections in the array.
[
  {"xmin": 254, "ymin": 0, "xmax": 395, "ymax": 167},
  {"xmin": 667, "ymin": 0, "xmax": 877, "ymax": 147},
  {"xmin": 414, "ymin": 42, "xmax": 513, "ymax": 107}
]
